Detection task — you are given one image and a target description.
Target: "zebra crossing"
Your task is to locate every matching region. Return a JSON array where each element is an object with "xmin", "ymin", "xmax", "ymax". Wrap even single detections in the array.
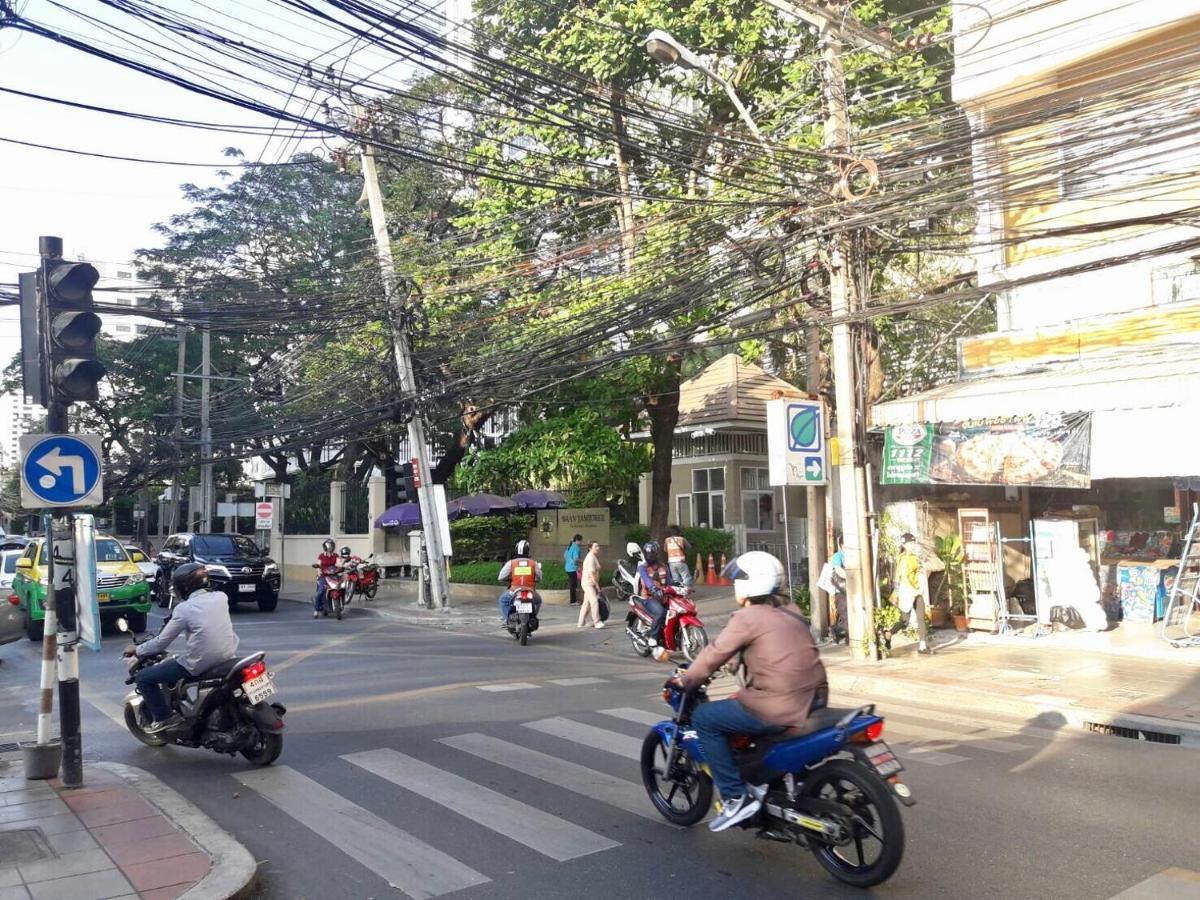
[{"xmin": 233, "ymin": 704, "xmax": 1039, "ymax": 899}]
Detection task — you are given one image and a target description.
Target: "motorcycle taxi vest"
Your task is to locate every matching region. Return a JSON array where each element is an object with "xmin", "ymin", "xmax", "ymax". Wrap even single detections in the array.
[{"xmin": 509, "ymin": 558, "xmax": 538, "ymax": 590}]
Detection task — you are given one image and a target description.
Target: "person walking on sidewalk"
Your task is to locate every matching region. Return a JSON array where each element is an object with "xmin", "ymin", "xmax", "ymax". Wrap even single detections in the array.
[
  {"xmin": 891, "ymin": 533, "xmax": 931, "ymax": 654},
  {"xmin": 829, "ymin": 538, "xmax": 848, "ymax": 645},
  {"xmin": 664, "ymin": 526, "xmax": 692, "ymax": 588},
  {"xmin": 577, "ymin": 541, "xmax": 605, "ymax": 629},
  {"xmin": 564, "ymin": 533, "xmax": 583, "ymax": 604}
]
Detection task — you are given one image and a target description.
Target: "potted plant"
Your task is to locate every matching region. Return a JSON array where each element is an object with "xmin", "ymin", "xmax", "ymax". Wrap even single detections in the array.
[{"xmin": 934, "ymin": 535, "xmax": 969, "ymax": 631}]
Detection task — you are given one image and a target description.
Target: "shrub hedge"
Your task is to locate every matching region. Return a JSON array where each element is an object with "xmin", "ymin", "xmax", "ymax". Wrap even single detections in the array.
[
  {"xmin": 449, "ymin": 514, "xmax": 535, "ymax": 562},
  {"xmin": 449, "ymin": 559, "xmax": 613, "ymax": 590},
  {"xmin": 624, "ymin": 525, "xmax": 734, "ymax": 561}
]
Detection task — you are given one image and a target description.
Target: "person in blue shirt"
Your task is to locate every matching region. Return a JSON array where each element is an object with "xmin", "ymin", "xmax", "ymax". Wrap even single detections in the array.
[
  {"xmin": 636, "ymin": 540, "xmax": 674, "ymax": 647},
  {"xmin": 830, "ymin": 538, "xmax": 848, "ymax": 644},
  {"xmin": 563, "ymin": 534, "xmax": 583, "ymax": 605}
]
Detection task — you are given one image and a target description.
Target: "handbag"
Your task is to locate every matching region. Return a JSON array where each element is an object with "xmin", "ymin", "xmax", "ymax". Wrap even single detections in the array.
[{"xmin": 816, "ymin": 562, "xmax": 838, "ymax": 595}]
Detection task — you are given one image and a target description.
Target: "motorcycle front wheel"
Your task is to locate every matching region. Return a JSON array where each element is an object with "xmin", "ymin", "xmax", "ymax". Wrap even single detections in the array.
[
  {"xmin": 124, "ymin": 702, "xmax": 168, "ymax": 748},
  {"xmin": 681, "ymin": 625, "xmax": 709, "ymax": 662},
  {"xmin": 800, "ymin": 759, "xmax": 905, "ymax": 888},
  {"xmin": 334, "ymin": 594, "xmax": 343, "ymax": 620},
  {"xmin": 640, "ymin": 732, "xmax": 712, "ymax": 826}
]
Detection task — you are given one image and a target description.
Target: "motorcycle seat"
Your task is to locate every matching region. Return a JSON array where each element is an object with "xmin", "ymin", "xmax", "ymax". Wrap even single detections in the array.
[
  {"xmin": 194, "ymin": 658, "xmax": 240, "ymax": 681},
  {"xmin": 781, "ymin": 707, "xmax": 862, "ymax": 738}
]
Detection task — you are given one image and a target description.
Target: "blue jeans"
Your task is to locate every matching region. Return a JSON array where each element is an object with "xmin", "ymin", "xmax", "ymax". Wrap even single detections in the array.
[
  {"xmin": 669, "ymin": 561, "xmax": 692, "ymax": 588},
  {"xmin": 641, "ymin": 595, "xmax": 667, "ymax": 641},
  {"xmin": 314, "ymin": 576, "xmax": 326, "ymax": 612},
  {"xmin": 135, "ymin": 658, "xmax": 191, "ymax": 722},
  {"xmin": 499, "ymin": 591, "xmax": 542, "ymax": 622},
  {"xmin": 691, "ymin": 699, "xmax": 784, "ymax": 800}
]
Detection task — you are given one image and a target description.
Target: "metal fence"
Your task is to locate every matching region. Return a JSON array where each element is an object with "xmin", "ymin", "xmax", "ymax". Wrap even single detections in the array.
[
  {"xmin": 285, "ymin": 476, "xmax": 333, "ymax": 536},
  {"xmin": 344, "ymin": 482, "xmax": 370, "ymax": 534}
]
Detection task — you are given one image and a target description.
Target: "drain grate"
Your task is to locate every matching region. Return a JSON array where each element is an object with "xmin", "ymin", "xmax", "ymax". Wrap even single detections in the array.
[
  {"xmin": 0, "ymin": 742, "xmax": 20, "ymax": 753},
  {"xmin": 1083, "ymin": 722, "xmax": 1181, "ymax": 744}
]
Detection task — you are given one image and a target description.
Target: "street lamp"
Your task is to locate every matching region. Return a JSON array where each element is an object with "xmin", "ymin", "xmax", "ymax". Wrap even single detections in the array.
[{"xmin": 642, "ymin": 29, "xmax": 770, "ymax": 152}]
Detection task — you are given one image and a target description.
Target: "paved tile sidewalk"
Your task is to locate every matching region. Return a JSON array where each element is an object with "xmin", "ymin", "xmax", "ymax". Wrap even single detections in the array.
[{"xmin": 0, "ymin": 767, "xmax": 211, "ymax": 900}]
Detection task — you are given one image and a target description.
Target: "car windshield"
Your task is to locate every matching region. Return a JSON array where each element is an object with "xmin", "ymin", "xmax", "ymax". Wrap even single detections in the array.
[
  {"xmin": 193, "ymin": 535, "xmax": 262, "ymax": 558},
  {"xmin": 95, "ymin": 539, "xmax": 128, "ymax": 563}
]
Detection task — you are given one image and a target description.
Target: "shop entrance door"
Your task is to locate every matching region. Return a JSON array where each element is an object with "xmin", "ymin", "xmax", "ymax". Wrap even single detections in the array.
[
  {"xmin": 959, "ymin": 508, "xmax": 1000, "ymax": 632},
  {"xmin": 1032, "ymin": 518, "xmax": 1100, "ymax": 625}
]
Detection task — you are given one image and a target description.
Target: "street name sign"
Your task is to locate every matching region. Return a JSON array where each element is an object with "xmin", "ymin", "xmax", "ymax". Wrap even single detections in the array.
[
  {"xmin": 767, "ymin": 398, "xmax": 827, "ymax": 486},
  {"xmin": 20, "ymin": 434, "xmax": 104, "ymax": 509}
]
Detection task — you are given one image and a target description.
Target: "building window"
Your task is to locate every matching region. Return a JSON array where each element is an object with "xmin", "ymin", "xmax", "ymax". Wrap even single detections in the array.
[
  {"xmin": 676, "ymin": 494, "xmax": 692, "ymax": 528},
  {"xmin": 741, "ymin": 467, "xmax": 775, "ymax": 532},
  {"xmin": 691, "ymin": 467, "xmax": 725, "ymax": 530}
]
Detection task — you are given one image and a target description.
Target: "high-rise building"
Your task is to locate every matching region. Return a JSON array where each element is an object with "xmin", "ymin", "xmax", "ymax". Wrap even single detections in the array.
[{"xmin": 0, "ymin": 391, "xmax": 40, "ymax": 472}]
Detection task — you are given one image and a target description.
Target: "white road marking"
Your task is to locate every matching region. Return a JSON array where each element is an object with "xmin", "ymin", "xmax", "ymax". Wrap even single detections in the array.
[
  {"xmin": 438, "ymin": 733, "xmax": 661, "ymax": 821},
  {"xmin": 1107, "ymin": 867, "xmax": 1200, "ymax": 898},
  {"xmin": 548, "ymin": 677, "xmax": 609, "ymax": 686},
  {"xmin": 615, "ymin": 671, "xmax": 669, "ymax": 680},
  {"xmin": 523, "ymin": 717, "xmax": 642, "ymax": 760},
  {"xmin": 891, "ymin": 744, "xmax": 970, "ymax": 767},
  {"xmin": 233, "ymin": 766, "xmax": 489, "ymax": 899},
  {"xmin": 598, "ymin": 708, "xmax": 665, "ymax": 726},
  {"xmin": 477, "ymin": 682, "xmax": 540, "ymax": 692},
  {"xmin": 342, "ymin": 748, "xmax": 618, "ymax": 862}
]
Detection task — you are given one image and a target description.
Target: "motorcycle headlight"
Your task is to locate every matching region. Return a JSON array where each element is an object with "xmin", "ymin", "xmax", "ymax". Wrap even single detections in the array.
[{"xmin": 127, "ymin": 573, "xmax": 146, "ymax": 585}]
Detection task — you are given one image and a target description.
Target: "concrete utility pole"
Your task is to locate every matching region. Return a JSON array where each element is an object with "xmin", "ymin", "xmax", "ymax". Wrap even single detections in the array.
[
  {"xmin": 805, "ymin": 323, "xmax": 828, "ymax": 637},
  {"xmin": 169, "ymin": 325, "xmax": 186, "ymax": 534},
  {"xmin": 765, "ymin": 0, "xmax": 897, "ymax": 660},
  {"xmin": 199, "ymin": 324, "xmax": 212, "ymax": 534},
  {"xmin": 355, "ymin": 106, "xmax": 450, "ymax": 609}
]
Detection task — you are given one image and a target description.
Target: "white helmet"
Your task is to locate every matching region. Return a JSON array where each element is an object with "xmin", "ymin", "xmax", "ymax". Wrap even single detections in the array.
[
  {"xmin": 724, "ymin": 551, "xmax": 785, "ymax": 601},
  {"xmin": 514, "ymin": 539, "xmax": 531, "ymax": 558},
  {"xmin": 626, "ymin": 541, "xmax": 643, "ymax": 559}
]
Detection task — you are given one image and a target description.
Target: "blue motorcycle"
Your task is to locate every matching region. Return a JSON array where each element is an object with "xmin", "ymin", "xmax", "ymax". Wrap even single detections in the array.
[{"xmin": 640, "ymin": 670, "xmax": 913, "ymax": 888}]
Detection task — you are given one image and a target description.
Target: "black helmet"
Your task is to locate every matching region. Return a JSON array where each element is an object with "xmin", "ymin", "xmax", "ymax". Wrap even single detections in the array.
[
  {"xmin": 642, "ymin": 541, "xmax": 661, "ymax": 564},
  {"xmin": 339, "ymin": 546, "xmax": 352, "ymax": 558},
  {"xmin": 172, "ymin": 562, "xmax": 208, "ymax": 600},
  {"xmin": 322, "ymin": 538, "xmax": 336, "ymax": 553}
]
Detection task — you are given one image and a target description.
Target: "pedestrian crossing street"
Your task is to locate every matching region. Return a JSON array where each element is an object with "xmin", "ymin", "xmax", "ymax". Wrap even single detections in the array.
[{"xmin": 232, "ymin": 702, "xmax": 1041, "ymax": 899}]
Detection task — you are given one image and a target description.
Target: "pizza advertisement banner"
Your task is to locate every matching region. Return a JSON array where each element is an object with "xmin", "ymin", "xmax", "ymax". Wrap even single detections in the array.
[{"xmin": 881, "ymin": 414, "xmax": 1092, "ymax": 488}]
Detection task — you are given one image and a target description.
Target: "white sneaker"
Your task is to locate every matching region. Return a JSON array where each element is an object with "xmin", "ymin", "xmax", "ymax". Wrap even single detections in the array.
[
  {"xmin": 646, "ymin": 637, "xmax": 658, "ymax": 648},
  {"xmin": 594, "ymin": 622, "xmax": 605, "ymax": 629},
  {"xmin": 708, "ymin": 794, "xmax": 762, "ymax": 832},
  {"xmin": 312, "ymin": 610, "xmax": 320, "ymax": 618}
]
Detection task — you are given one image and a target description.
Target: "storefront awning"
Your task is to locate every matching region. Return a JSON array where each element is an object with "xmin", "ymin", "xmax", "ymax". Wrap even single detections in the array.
[{"xmin": 872, "ymin": 353, "xmax": 1200, "ymax": 480}]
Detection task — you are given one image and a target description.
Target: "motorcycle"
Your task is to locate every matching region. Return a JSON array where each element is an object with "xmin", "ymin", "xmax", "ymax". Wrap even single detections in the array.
[
  {"xmin": 344, "ymin": 554, "xmax": 380, "ymax": 603},
  {"xmin": 117, "ymin": 617, "xmax": 286, "ymax": 766},
  {"xmin": 312, "ymin": 563, "xmax": 347, "ymax": 620},
  {"xmin": 642, "ymin": 668, "xmax": 912, "ymax": 888},
  {"xmin": 505, "ymin": 588, "xmax": 540, "ymax": 646},
  {"xmin": 626, "ymin": 584, "xmax": 708, "ymax": 661}
]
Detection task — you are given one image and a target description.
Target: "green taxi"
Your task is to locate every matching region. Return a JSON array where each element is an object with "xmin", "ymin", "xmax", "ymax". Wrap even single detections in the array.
[{"xmin": 14, "ymin": 535, "xmax": 152, "ymax": 641}]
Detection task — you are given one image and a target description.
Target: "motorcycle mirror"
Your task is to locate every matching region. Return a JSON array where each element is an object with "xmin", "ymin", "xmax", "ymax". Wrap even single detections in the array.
[{"xmin": 116, "ymin": 617, "xmax": 129, "ymax": 633}]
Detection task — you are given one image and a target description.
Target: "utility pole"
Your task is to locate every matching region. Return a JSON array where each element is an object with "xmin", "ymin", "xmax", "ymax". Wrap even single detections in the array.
[
  {"xmin": 355, "ymin": 106, "xmax": 450, "ymax": 609},
  {"xmin": 805, "ymin": 323, "xmax": 828, "ymax": 638},
  {"xmin": 199, "ymin": 324, "xmax": 212, "ymax": 533},
  {"xmin": 169, "ymin": 325, "xmax": 186, "ymax": 534},
  {"xmin": 765, "ymin": 0, "xmax": 897, "ymax": 660}
]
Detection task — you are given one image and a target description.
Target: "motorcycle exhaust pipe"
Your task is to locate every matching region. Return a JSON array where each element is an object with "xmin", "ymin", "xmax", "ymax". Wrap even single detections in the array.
[{"xmin": 625, "ymin": 626, "xmax": 646, "ymax": 644}]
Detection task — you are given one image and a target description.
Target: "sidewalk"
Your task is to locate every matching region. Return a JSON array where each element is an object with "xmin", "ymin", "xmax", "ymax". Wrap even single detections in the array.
[{"xmin": 0, "ymin": 756, "xmax": 255, "ymax": 900}]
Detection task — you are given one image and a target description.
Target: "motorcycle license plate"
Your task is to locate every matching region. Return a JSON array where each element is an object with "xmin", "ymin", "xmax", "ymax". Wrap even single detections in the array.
[
  {"xmin": 243, "ymin": 673, "xmax": 276, "ymax": 704},
  {"xmin": 862, "ymin": 741, "xmax": 903, "ymax": 777},
  {"xmin": 238, "ymin": 583, "xmax": 256, "ymax": 593},
  {"xmin": 515, "ymin": 600, "xmax": 534, "ymax": 613},
  {"xmin": 98, "ymin": 593, "xmax": 111, "ymax": 603}
]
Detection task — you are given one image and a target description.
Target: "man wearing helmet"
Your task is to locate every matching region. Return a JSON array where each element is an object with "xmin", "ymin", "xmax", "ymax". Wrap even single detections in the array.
[
  {"xmin": 672, "ymin": 551, "xmax": 826, "ymax": 833},
  {"xmin": 123, "ymin": 563, "xmax": 240, "ymax": 733},
  {"xmin": 313, "ymin": 538, "xmax": 338, "ymax": 618},
  {"xmin": 636, "ymin": 540, "xmax": 673, "ymax": 647},
  {"xmin": 498, "ymin": 539, "xmax": 543, "ymax": 625}
]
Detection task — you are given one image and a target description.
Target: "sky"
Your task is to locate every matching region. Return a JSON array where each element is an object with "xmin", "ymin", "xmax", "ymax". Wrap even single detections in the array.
[{"xmin": 0, "ymin": 0, "xmax": 443, "ymax": 369}]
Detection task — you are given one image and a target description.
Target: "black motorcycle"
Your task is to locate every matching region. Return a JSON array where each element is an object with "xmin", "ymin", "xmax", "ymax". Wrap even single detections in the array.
[
  {"xmin": 505, "ymin": 588, "xmax": 540, "ymax": 645},
  {"xmin": 117, "ymin": 617, "xmax": 286, "ymax": 765}
]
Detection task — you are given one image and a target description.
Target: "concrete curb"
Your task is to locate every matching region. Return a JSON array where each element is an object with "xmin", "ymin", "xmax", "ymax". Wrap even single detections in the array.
[
  {"xmin": 96, "ymin": 761, "xmax": 257, "ymax": 900},
  {"xmin": 825, "ymin": 668, "xmax": 1200, "ymax": 748}
]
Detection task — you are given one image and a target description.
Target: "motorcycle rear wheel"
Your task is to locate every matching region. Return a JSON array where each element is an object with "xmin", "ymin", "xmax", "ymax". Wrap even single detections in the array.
[
  {"xmin": 628, "ymin": 618, "xmax": 653, "ymax": 657},
  {"xmin": 518, "ymin": 613, "xmax": 530, "ymax": 645},
  {"xmin": 640, "ymin": 732, "xmax": 712, "ymax": 827},
  {"xmin": 240, "ymin": 731, "xmax": 283, "ymax": 766},
  {"xmin": 681, "ymin": 625, "xmax": 709, "ymax": 662},
  {"xmin": 801, "ymin": 759, "xmax": 905, "ymax": 888},
  {"xmin": 365, "ymin": 583, "xmax": 378, "ymax": 600},
  {"xmin": 124, "ymin": 702, "xmax": 168, "ymax": 748}
]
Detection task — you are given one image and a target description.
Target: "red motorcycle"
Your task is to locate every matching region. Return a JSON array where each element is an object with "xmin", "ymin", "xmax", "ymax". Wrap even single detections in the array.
[
  {"xmin": 626, "ymin": 585, "xmax": 708, "ymax": 661},
  {"xmin": 344, "ymin": 554, "xmax": 380, "ymax": 603},
  {"xmin": 312, "ymin": 563, "xmax": 347, "ymax": 620}
]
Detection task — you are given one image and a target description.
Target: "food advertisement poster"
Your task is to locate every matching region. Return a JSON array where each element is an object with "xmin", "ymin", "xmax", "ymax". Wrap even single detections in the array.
[{"xmin": 881, "ymin": 414, "xmax": 1091, "ymax": 488}]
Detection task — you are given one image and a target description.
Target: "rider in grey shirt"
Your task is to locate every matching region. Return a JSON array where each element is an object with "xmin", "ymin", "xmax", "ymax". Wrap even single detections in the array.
[{"xmin": 126, "ymin": 563, "xmax": 239, "ymax": 731}]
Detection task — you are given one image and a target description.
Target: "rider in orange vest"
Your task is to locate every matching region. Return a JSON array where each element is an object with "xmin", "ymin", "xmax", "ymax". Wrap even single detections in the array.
[{"xmin": 498, "ymin": 540, "xmax": 543, "ymax": 625}]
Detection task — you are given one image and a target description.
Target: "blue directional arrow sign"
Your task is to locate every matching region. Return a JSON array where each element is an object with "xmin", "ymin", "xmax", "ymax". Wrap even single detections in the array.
[{"xmin": 19, "ymin": 434, "xmax": 104, "ymax": 509}]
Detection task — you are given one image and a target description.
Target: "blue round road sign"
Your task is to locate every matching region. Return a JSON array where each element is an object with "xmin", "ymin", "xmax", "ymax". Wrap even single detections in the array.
[{"xmin": 22, "ymin": 435, "xmax": 102, "ymax": 506}]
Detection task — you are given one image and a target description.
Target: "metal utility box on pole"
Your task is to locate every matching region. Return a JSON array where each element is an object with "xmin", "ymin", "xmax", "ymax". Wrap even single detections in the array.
[{"xmin": 355, "ymin": 106, "xmax": 450, "ymax": 609}]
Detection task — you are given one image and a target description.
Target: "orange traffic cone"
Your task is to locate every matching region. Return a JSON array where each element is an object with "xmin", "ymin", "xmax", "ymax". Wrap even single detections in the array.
[
  {"xmin": 718, "ymin": 553, "xmax": 732, "ymax": 586},
  {"xmin": 706, "ymin": 552, "xmax": 718, "ymax": 586}
]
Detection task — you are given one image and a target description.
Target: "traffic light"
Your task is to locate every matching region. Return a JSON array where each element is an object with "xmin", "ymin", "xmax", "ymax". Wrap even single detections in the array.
[
  {"xmin": 43, "ymin": 257, "xmax": 104, "ymax": 403},
  {"xmin": 396, "ymin": 461, "xmax": 418, "ymax": 504}
]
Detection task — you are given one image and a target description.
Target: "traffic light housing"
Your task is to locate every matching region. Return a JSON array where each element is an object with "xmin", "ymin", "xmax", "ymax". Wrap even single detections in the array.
[
  {"xmin": 43, "ymin": 258, "xmax": 104, "ymax": 403},
  {"xmin": 396, "ymin": 461, "xmax": 417, "ymax": 504}
]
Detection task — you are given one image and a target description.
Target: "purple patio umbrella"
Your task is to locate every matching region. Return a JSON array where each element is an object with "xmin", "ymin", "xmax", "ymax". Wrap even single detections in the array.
[
  {"xmin": 373, "ymin": 503, "xmax": 422, "ymax": 529},
  {"xmin": 446, "ymin": 492, "xmax": 518, "ymax": 518},
  {"xmin": 510, "ymin": 489, "xmax": 568, "ymax": 510}
]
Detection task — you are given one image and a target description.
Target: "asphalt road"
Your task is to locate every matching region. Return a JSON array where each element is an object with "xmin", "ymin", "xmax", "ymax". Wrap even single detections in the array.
[{"xmin": 1, "ymin": 597, "xmax": 1196, "ymax": 900}]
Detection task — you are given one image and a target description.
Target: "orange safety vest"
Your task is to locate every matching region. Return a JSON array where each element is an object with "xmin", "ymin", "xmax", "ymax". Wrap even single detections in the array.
[
  {"xmin": 664, "ymin": 536, "xmax": 686, "ymax": 562},
  {"xmin": 639, "ymin": 563, "xmax": 670, "ymax": 598},
  {"xmin": 510, "ymin": 558, "xmax": 537, "ymax": 590}
]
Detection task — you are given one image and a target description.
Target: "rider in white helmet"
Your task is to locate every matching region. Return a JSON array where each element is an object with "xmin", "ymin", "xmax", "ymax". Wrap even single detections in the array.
[
  {"xmin": 670, "ymin": 551, "xmax": 827, "ymax": 833},
  {"xmin": 497, "ymin": 539, "xmax": 543, "ymax": 625}
]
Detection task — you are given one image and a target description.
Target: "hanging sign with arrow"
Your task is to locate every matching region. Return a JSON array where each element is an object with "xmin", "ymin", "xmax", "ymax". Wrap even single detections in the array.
[{"xmin": 20, "ymin": 434, "xmax": 104, "ymax": 509}]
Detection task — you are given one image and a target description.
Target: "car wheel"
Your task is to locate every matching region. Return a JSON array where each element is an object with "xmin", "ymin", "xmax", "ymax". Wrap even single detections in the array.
[
  {"xmin": 24, "ymin": 614, "xmax": 44, "ymax": 642},
  {"xmin": 126, "ymin": 612, "xmax": 148, "ymax": 633},
  {"xmin": 257, "ymin": 593, "xmax": 278, "ymax": 613}
]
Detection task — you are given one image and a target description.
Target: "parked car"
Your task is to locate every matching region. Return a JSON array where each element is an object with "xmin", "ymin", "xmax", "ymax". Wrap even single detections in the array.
[
  {"xmin": 123, "ymin": 545, "xmax": 159, "ymax": 583},
  {"xmin": 156, "ymin": 533, "xmax": 281, "ymax": 612},
  {"xmin": 1, "ymin": 549, "xmax": 23, "ymax": 647},
  {"xmin": 12, "ymin": 535, "xmax": 153, "ymax": 640}
]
